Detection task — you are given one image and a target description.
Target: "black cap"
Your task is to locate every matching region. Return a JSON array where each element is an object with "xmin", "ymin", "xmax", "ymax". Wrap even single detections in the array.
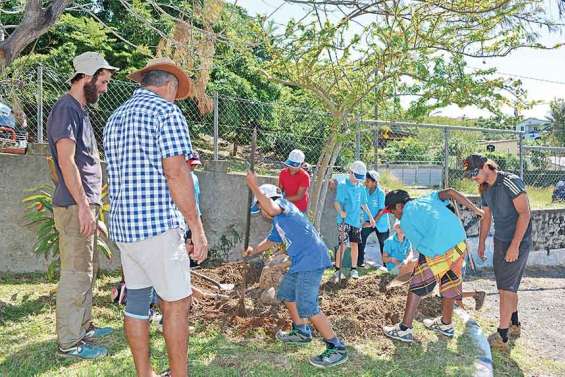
[
  {"xmin": 463, "ymin": 154, "xmax": 487, "ymax": 177},
  {"xmin": 385, "ymin": 189, "xmax": 411, "ymax": 210}
]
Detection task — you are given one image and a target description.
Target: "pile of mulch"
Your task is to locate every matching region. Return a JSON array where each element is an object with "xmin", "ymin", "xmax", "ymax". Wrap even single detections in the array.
[{"xmin": 190, "ymin": 263, "xmax": 442, "ymax": 342}]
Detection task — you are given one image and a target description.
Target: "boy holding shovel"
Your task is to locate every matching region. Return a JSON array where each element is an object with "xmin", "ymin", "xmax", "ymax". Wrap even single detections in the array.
[
  {"xmin": 382, "ymin": 189, "xmax": 484, "ymax": 342},
  {"xmin": 243, "ymin": 171, "xmax": 348, "ymax": 368},
  {"xmin": 333, "ymin": 161, "xmax": 375, "ymax": 280}
]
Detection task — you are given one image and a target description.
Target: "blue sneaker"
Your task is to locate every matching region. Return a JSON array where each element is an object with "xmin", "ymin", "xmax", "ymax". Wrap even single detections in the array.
[
  {"xmin": 84, "ymin": 324, "xmax": 113, "ymax": 340},
  {"xmin": 309, "ymin": 347, "xmax": 348, "ymax": 368},
  {"xmin": 275, "ymin": 328, "xmax": 312, "ymax": 344},
  {"xmin": 58, "ymin": 341, "xmax": 108, "ymax": 359}
]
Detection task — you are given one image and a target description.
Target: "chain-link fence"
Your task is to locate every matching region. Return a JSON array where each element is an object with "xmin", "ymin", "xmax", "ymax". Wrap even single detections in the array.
[
  {"xmin": 0, "ymin": 64, "xmax": 330, "ymax": 173},
  {"xmin": 1, "ymin": 63, "xmax": 564, "ymax": 204}
]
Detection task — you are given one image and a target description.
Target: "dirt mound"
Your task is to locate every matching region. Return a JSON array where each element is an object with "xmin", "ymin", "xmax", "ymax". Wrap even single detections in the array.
[{"xmin": 191, "ymin": 266, "xmax": 442, "ymax": 342}]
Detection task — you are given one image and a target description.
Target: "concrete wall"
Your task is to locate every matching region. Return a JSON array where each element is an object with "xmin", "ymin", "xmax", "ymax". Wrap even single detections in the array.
[
  {"xmin": 0, "ymin": 152, "xmax": 339, "ymax": 273},
  {"xmin": 1, "ymin": 151, "xmax": 564, "ymax": 273}
]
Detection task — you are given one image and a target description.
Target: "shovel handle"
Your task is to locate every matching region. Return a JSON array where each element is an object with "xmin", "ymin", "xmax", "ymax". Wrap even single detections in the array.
[{"xmin": 450, "ymin": 199, "xmax": 476, "ymax": 272}]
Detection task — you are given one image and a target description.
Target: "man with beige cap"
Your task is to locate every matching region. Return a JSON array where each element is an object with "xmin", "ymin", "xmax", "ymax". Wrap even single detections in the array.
[
  {"xmin": 47, "ymin": 51, "xmax": 118, "ymax": 359},
  {"xmin": 104, "ymin": 58, "xmax": 208, "ymax": 377}
]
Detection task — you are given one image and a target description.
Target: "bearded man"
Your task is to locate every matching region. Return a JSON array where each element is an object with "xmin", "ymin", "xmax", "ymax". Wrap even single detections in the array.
[{"xmin": 47, "ymin": 51, "xmax": 118, "ymax": 359}]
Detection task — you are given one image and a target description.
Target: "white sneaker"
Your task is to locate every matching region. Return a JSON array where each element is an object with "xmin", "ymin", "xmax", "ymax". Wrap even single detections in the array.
[
  {"xmin": 350, "ymin": 269, "xmax": 359, "ymax": 279},
  {"xmin": 423, "ymin": 317, "xmax": 455, "ymax": 337},
  {"xmin": 383, "ymin": 323, "xmax": 413, "ymax": 343},
  {"xmin": 331, "ymin": 270, "xmax": 342, "ymax": 283}
]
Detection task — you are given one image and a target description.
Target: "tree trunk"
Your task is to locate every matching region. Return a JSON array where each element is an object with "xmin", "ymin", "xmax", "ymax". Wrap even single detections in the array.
[
  {"xmin": 314, "ymin": 140, "xmax": 342, "ymax": 230},
  {"xmin": 309, "ymin": 131, "xmax": 337, "ymax": 225},
  {"xmin": 232, "ymin": 142, "xmax": 238, "ymax": 156},
  {"xmin": 0, "ymin": 0, "xmax": 71, "ymax": 72}
]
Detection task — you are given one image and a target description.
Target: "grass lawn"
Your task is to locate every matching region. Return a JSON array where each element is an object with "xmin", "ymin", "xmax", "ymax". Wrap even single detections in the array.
[{"xmin": 0, "ymin": 272, "xmax": 560, "ymax": 377}]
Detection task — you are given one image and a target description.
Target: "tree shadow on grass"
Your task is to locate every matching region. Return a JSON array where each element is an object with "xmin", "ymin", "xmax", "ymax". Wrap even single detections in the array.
[
  {"xmin": 195, "ymin": 327, "xmax": 526, "ymax": 377},
  {"xmin": 0, "ymin": 291, "xmax": 55, "ymax": 324},
  {"xmin": 0, "ymin": 331, "xmax": 130, "ymax": 377}
]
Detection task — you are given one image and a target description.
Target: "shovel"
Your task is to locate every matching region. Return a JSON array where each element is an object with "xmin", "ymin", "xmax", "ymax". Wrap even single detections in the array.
[
  {"xmin": 385, "ymin": 256, "xmax": 417, "ymax": 290},
  {"xmin": 238, "ymin": 126, "xmax": 258, "ymax": 314},
  {"xmin": 192, "ymin": 271, "xmax": 235, "ymax": 291},
  {"xmin": 450, "ymin": 199, "xmax": 477, "ymax": 272}
]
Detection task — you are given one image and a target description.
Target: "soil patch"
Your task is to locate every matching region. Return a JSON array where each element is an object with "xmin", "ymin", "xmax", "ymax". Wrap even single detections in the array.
[{"xmin": 191, "ymin": 265, "xmax": 442, "ymax": 342}]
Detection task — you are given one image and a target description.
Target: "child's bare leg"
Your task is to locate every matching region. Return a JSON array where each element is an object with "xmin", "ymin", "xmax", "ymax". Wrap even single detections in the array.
[
  {"xmin": 335, "ymin": 244, "xmax": 344, "ymax": 268},
  {"xmin": 310, "ymin": 312, "xmax": 336, "ymax": 340},
  {"xmin": 283, "ymin": 301, "xmax": 307, "ymax": 325},
  {"xmin": 350, "ymin": 242, "xmax": 358, "ymax": 268}
]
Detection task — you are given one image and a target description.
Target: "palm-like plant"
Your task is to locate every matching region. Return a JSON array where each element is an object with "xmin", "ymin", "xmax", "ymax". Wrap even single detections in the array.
[{"xmin": 23, "ymin": 158, "xmax": 112, "ymax": 279}]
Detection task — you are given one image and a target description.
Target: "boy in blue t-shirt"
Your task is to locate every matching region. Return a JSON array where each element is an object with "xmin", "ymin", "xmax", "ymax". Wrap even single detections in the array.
[
  {"xmin": 383, "ymin": 222, "xmax": 411, "ymax": 273},
  {"xmin": 333, "ymin": 161, "xmax": 375, "ymax": 280},
  {"xmin": 244, "ymin": 171, "xmax": 347, "ymax": 369},
  {"xmin": 358, "ymin": 170, "xmax": 390, "ymax": 267},
  {"xmin": 382, "ymin": 188, "xmax": 484, "ymax": 343}
]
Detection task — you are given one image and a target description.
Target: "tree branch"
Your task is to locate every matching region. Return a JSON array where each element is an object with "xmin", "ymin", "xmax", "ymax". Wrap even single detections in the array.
[{"xmin": 0, "ymin": 0, "xmax": 73, "ymax": 71}]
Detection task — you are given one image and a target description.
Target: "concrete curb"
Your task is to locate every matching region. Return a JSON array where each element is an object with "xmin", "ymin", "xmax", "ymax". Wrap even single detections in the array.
[{"xmin": 455, "ymin": 308, "xmax": 493, "ymax": 377}]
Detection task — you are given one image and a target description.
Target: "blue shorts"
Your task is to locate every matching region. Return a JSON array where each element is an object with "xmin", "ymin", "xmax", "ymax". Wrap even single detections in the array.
[{"xmin": 276, "ymin": 269, "xmax": 324, "ymax": 318}]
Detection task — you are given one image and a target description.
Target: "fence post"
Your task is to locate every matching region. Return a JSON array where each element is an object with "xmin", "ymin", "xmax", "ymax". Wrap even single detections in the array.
[
  {"xmin": 519, "ymin": 132, "xmax": 524, "ymax": 179},
  {"xmin": 443, "ymin": 127, "xmax": 449, "ymax": 189},
  {"xmin": 355, "ymin": 115, "xmax": 361, "ymax": 160},
  {"xmin": 36, "ymin": 64, "xmax": 44, "ymax": 143},
  {"xmin": 213, "ymin": 92, "xmax": 219, "ymax": 161},
  {"xmin": 373, "ymin": 103, "xmax": 379, "ymax": 170}
]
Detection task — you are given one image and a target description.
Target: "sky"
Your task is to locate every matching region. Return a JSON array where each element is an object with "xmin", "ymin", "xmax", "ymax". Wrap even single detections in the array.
[{"xmin": 233, "ymin": 0, "xmax": 565, "ymax": 120}]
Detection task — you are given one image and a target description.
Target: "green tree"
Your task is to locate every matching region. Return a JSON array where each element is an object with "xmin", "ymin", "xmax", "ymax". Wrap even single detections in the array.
[
  {"xmin": 547, "ymin": 98, "xmax": 565, "ymax": 145},
  {"xmin": 249, "ymin": 1, "xmax": 563, "ymax": 228}
]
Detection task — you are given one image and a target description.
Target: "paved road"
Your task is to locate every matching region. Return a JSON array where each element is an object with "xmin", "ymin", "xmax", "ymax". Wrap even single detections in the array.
[{"xmin": 464, "ymin": 266, "xmax": 565, "ymax": 363}]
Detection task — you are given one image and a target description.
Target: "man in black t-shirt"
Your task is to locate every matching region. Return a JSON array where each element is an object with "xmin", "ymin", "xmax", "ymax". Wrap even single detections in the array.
[
  {"xmin": 47, "ymin": 52, "xmax": 117, "ymax": 359},
  {"xmin": 464, "ymin": 154, "xmax": 532, "ymax": 352}
]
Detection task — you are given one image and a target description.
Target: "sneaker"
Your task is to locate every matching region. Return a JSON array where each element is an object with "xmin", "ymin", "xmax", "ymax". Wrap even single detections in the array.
[
  {"xmin": 423, "ymin": 317, "xmax": 455, "ymax": 337},
  {"xmin": 309, "ymin": 347, "xmax": 348, "ymax": 368},
  {"xmin": 331, "ymin": 270, "xmax": 342, "ymax": 284},
  {"xmin": 157, "ymin": 316, "xmax": 164, "ymax": 333},
  {"xmin": 160, "ymin": 369, "xmax": 171, "ymax": 377},
  {"xmin": 383, "ymin": 323, "xmax": 413, "ymax": 343},
  {"xmin": 510, "ymin": 323, "xmax": 521, "ymax": 338},
  {"xmin": 350, "ymin": 269, "xmax": 359, "ymax": 279},
  {"xmin": 488, "ymin": 332, "xmax": 510, "ymax": 352},
  {"xmin": 275, "ymin": 328, "xmax": 312, "ymax": 344},
  {"xmin": 474, "ymin": 291, "xmax": 486, "ymax": 311},
  {"xmin": 84, "ymin": 324, "xmax": 113, "ymax": 340},
  {"xmin": 58, "ymin": 340, "xmax": 108, "ymax": 359}
]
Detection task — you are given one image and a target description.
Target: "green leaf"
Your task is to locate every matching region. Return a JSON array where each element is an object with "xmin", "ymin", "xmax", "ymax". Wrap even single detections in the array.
[{"xmin": 97, "ymin": 240, "xmax": 112, "ymax": 260}]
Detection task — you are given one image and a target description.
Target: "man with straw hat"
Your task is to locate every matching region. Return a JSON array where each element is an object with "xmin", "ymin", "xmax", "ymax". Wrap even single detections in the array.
[{"xmin": 104, "ymin": 57, "xmax": 208, "ymax": 377}]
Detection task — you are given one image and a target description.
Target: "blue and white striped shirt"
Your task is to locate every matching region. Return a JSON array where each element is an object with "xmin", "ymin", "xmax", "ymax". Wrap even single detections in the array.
[{"xmin": 103, "ymin": 88, "xmax": 192, "ymax": 243}]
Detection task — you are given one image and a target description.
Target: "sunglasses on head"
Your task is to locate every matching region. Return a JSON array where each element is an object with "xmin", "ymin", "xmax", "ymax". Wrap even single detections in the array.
[{"xmin": 467, "ymin": 168, "xmax": 480, "ymax": 177}]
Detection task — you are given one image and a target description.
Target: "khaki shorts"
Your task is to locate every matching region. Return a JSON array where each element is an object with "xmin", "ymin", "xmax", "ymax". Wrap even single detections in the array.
[{"xmin": 118, "ymin": 228, "xmax": 192, "ymax": 302}]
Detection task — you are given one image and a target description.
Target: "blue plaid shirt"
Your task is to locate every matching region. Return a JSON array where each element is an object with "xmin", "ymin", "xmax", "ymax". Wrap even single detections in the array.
[{"xmin": 103, "ymin": 88, "xmax": 192, "ymax": 243}]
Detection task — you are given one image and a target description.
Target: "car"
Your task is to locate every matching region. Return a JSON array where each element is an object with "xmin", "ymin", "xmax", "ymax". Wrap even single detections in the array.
[{"xmin": 553, "ymin": 180, "xmax": 565, "ymax": 202}]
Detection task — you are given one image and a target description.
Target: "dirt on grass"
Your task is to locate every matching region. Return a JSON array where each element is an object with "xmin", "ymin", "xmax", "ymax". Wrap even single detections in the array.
[{"xmin": 190, "ymin": 263, "xmax": 442, "ymax": 342}]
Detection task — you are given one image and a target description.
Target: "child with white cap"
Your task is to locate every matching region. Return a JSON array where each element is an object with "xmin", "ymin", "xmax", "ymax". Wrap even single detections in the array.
[
  {"xmin": 333, "ymin": 161, "xmax": 375, "ymax": 280},
  {"xmin": 244, "ymin": 171, "xmax": 347, "ymax": 368},
  {"xmin": 358, "ymin": 169, "xmax": 390, "ymax": 267},
  {"xmin": 278, "ymin": 149, "xmax": 310, "ymax": 213}
]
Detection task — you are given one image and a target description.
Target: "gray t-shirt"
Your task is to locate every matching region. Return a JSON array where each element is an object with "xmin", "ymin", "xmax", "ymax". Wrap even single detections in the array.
[
  {"xmin": 47, "ymin": 94, "xmax": 102, "ymax": 207},
  {"xmin": 480, "ymin": 171, "xmax": 532, "ymax": 242}
]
